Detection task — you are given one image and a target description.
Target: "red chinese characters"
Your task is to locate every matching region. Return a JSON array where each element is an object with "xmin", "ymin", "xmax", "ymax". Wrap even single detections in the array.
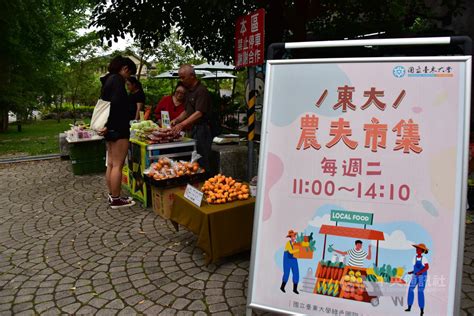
[
  {"xmin": 295, "ymin": 114, "xmax": 423, "ymax": 154},
  {"xmin": 361, "ymin": 87, "xmax": 386, "ymax": 110},
  {"xmin": 393, "ymin": 119, "xmax": 423, "ymax": 153},
  {"xmin": 317, "ymin": 86, "xmax": 407, "ymax": 111},
  {"xmin": 296, "ymin": 114, "xmax": 321, "ymax": 150},
  {"xmin": 333, "ymin": 85, "xmax": 357, "ymax": 112},
  {"xmin": 326, "ymin": 118, "xmax": 358, "ymax": 149},
  {"xmin": 321, "ymin": 158, "xmax": 382, "ymax": 177},
  {"xmin": 342, "ymin": 158, "xmax": 362, "ymax": 177},
  {"xmin": 234, "ymin": 9, "xmax": 265, "ymax": 68},
  {"xmin": 363, "ymin": 117, "xmax": 387, "ymax": 152}
]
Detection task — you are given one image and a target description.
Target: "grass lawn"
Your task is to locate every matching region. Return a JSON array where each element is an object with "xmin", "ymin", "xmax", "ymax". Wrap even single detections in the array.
[{"xmin": 0, "ymin": 119, "xmax": 88, "ymax": 157}]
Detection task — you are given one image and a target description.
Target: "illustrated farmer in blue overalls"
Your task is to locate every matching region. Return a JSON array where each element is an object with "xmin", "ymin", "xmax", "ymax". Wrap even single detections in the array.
[
  {"xmin": 280, "ymin": 230, "xmax": 300, "ymax": 294},
  {"xmin": 405, "ymin": 243, "xmax": 430, "ymax": 316}
]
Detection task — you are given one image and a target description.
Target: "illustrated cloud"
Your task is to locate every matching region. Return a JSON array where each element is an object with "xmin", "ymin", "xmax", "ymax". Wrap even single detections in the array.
[
  {"xmin": 308, "ymin": 214, "xmax": 332, "ymax": 228},
  {"xmin": 372, "ymin": 230, "xmax": 414, "ymax": 250}
]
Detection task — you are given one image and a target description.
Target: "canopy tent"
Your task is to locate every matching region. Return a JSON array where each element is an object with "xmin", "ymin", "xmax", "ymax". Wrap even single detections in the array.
[
  {"xmin": 319, "ymin": 224, "xmax": 385, "ymax": 266},
  {"xmin": 202, "ymin": 72, "xmax": 237, "ymax": 80},
  {"xmin": 153, "ymin": 69, "xmax": 213, "ymax": 79},
  {"xmin": 194, "ymin": 62, "xmax": 235, "ymax": 71},
  {"xmin": 153, "ymin": 71, "xmax": 179, "ymax": 79}
]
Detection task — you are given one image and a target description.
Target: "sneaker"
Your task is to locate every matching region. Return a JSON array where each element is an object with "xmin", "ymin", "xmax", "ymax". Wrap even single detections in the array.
[
  {"xmin": 110, "ymin": 197, "xmax": 136, "ymax": 209},
  {"xmin": 108, "ymin": 193, "xmax": 133, "ymax": 204}
]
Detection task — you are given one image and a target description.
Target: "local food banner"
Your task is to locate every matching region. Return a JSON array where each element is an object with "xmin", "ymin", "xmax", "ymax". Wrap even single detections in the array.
[{"xmin": 248, "ymin": 57, "xmax": 471, "ymax": 315}]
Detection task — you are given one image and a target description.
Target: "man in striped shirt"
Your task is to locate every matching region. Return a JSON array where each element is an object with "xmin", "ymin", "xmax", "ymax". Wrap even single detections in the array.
[{"xmin": 333, "ymin": 240, "xmax": 372, "ymax": 267}]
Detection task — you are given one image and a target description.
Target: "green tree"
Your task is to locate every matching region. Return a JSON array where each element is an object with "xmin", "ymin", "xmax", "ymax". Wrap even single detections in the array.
[
  {"xmin": 0, "ymin": 0, "xmax": 95, "ymax": 131},
  {"xmin": 90, "ymin": 0, "xmax": 465, "ymax": 62}
]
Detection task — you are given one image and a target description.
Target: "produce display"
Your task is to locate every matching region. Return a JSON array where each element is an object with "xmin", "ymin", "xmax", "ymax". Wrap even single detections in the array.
[
  {"xmin": 340, "ymin": 270, "xmax": 366, "ymax": 301},
  {"xmin": 130, "ymin": 120, "xmax": 182, "ymax": 144},
  {"xmin": 147, "ymin": 128, "xmax": 183, "ymax": 143},
  {"xmin": 145, "ymin": 157, "xmax": 204, "ymax": 180},
  {"xmin": 366, "ymin": 264, "xmax": 406, "ymax": 284},
  {"xmin": 201, "ymin": 175, "xmax": 250, "ymax": 204},
  {"xmin": 65, "ymin": 122, "xmax": 101, "ymax": 141},
  {"xmin": 315, "ymin": 260, "xmax": 345, "ymax": 281},
  {"xmin": 315, "ymin": 279, "xmax": 340, "ymax": 297}
]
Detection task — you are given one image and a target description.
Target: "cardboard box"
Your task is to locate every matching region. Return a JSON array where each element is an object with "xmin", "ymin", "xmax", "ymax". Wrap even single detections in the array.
[{"xmin": 151, "ymin": 182, "xmax": 203, "ymax": 219}]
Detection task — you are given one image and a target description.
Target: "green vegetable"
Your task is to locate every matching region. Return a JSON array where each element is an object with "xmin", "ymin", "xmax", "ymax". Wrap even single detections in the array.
[
  {"xmin": 373, "ymin": 263, "xmax": 379, "ymax": 276},
  {"xmin": 309, "ymin": 240, "xmax": 316, "ymax": 252},
  {"xmin": 367, "ymin": 275, "xmax": 376, "ymax": 282}
]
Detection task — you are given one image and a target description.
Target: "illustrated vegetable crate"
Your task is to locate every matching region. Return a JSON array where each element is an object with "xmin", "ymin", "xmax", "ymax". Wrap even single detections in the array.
[
  {"xmin": 293, "ymin": 243, "xmax": 314, "ymax": 259},
  {"xmin": 315, "ymin": 261, "xmax": 345, "ymax": 281},
  {"xmin": 313, "ymin": 265, "xmax": 377, "ymax": 304},
  {"xmin": 293, "ymin": 233, "xmax": 316, "ymax": 259}
]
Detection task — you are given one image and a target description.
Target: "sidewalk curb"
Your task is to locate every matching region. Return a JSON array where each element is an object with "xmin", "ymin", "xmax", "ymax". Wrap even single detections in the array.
[{"xmin": 0, "ymin": 153, "xmax": 62, "ymax": 164}]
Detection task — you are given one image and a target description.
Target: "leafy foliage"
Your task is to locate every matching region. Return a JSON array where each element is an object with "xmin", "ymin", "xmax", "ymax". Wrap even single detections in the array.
[
  {"xmin": 91, "ymin": 0, "xmax": 464, "ymax": 62},
  {"xmin": 0, "ymin": 0, "xmax": 96, "ymax": 131}
]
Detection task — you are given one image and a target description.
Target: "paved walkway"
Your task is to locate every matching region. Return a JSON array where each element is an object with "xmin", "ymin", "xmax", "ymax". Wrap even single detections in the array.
[{"xmin": 0, "ymin": 159, "xmax": 473, "ymax": 315}]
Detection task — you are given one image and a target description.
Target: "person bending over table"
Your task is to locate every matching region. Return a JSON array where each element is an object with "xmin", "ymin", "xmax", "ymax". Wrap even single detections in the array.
[{"xmin": 171, "ymin": 64, "xmax": 213, "ymax": 171}]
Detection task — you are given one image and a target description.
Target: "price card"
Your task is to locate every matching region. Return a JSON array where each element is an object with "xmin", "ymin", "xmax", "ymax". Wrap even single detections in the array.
[
  {"xmin": 184, "ymin": 184, "xmax": 203, "ymax": 207},
  {"xmin": 161, "ymin": 111, "xmax": 171, "ymax": 128}
]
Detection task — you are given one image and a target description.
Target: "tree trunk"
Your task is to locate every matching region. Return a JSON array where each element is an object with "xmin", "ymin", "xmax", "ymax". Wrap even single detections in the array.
[
  {"xmin": 71, "ymin": 62, "xmax": 84, "ymax": 123},
  {"xmin": 55, "ymin": 96, "xmax": 61, "ymax": 123},
  {"xmin": 137, "ymin": 52, "xmax": 144, "ymax": 80},
  {"xmin": 59, "ymin": 94, "xmax": 64, "ymax": 123},
  {"xmin": 0, "ymin": 107, "xmax": 8, "ymax": 132}
]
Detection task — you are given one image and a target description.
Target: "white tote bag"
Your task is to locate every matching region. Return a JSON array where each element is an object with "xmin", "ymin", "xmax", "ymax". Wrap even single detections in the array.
[{"xmin": 90, "ymin": 99, "xmax": 111, "ymax": 131}]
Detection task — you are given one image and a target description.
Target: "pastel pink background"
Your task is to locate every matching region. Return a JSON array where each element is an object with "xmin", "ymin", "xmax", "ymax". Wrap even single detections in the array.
[{"xmin": 251, "ymin": 60, "xmax": 467, "ymax": 315}]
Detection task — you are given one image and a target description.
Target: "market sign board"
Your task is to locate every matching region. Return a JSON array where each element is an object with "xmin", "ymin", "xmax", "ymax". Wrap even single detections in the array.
[
  {"xmin": 331, "ymin": 210, "xmax": 374, "ymax": 225},
  {"xmin": 248, "ymin": 56, "xmax": 471, "ymax": 315},
  {"xmin": 234, "ymin": 8, "xmax": 265, "ymax": 68},
  {"xmin": 184, "ymin": 184, "xmax": 203, "ymax": 207}
]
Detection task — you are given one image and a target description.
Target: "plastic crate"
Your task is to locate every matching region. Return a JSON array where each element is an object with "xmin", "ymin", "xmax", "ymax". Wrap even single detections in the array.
[
  {"xmin": 71, "ymin": 157, "xmax": 106, "ymax": 175},
  {"xmin": 69, "ymin": 139, "xmax": 106, "ymax": 161}
]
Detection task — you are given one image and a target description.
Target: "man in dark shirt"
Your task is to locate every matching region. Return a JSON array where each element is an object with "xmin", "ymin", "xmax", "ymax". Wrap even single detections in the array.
[{"xmin": 171, "ymin": 64, "xmax": 213, "ymax": 170}]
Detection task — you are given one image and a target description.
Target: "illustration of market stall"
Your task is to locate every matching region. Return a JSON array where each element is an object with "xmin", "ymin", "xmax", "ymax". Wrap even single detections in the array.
[{"xmin": 307, "ymin": 210, "xmax": 407, "ymax": 307}]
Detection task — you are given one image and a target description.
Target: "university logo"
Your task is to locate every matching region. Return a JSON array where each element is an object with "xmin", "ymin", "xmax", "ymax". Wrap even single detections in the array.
[{"xmin": 393, "ymin": 66, "xmax": 406, "ymax": 78}]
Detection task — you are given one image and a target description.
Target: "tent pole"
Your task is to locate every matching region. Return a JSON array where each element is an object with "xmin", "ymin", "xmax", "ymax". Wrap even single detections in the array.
[
  {"xmin": 322, "ymin": 234, "xmax": 327, "ymax": 260},
  {"xmin": 376, "ymin": 240, "xmax": 379, "ymax": 267}
]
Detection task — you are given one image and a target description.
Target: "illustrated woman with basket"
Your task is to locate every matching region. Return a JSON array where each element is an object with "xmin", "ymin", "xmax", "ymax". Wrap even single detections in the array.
[{"xmin": 280, "ymin": 230, "xmax": 300, "ymax": 294}]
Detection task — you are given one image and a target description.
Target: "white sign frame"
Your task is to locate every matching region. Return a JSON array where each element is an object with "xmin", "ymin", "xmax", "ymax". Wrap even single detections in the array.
[
  {"xmin": 247, "ymin": 55, "xmax": 472, "ymax": 315},
  {"xmin": 184, "ymin": 184, "xmax": 203, "ymax": 207}
]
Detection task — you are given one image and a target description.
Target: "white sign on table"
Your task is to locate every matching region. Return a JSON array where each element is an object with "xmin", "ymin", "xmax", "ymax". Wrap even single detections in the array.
[
  {"xmin": 161, "ymin": 111, "xmax": 171, "ymax": 128},
  {"xmin": 184, "ymin": 184, "xmax": 204, "ymax": 207}
]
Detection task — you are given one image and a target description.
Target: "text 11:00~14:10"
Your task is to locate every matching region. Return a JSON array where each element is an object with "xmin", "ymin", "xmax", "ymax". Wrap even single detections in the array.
[{"xmin": 292, "ymin": 178, "xmax": 411, "ymax": 202}]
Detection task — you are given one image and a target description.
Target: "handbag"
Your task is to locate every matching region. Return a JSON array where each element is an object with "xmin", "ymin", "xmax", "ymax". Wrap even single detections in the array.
[{"xmin": 90, "ymin": 99, "xmax": 111, "ymax": 131}]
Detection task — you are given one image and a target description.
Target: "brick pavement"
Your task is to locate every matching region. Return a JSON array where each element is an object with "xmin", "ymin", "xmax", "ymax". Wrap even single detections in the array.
[
  {"xmin": 0, "ymin": 159, "xmax": 473, "ymax": 315},
  {"xmin": 0, "ymin": 160, "xmax": 251, "ymax": 315}
]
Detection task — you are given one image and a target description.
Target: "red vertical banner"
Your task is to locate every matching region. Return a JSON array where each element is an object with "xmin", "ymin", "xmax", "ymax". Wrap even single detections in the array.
[{"xmin": 234, "ymin": 8, "xmax": 265, "ymax": 68}]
